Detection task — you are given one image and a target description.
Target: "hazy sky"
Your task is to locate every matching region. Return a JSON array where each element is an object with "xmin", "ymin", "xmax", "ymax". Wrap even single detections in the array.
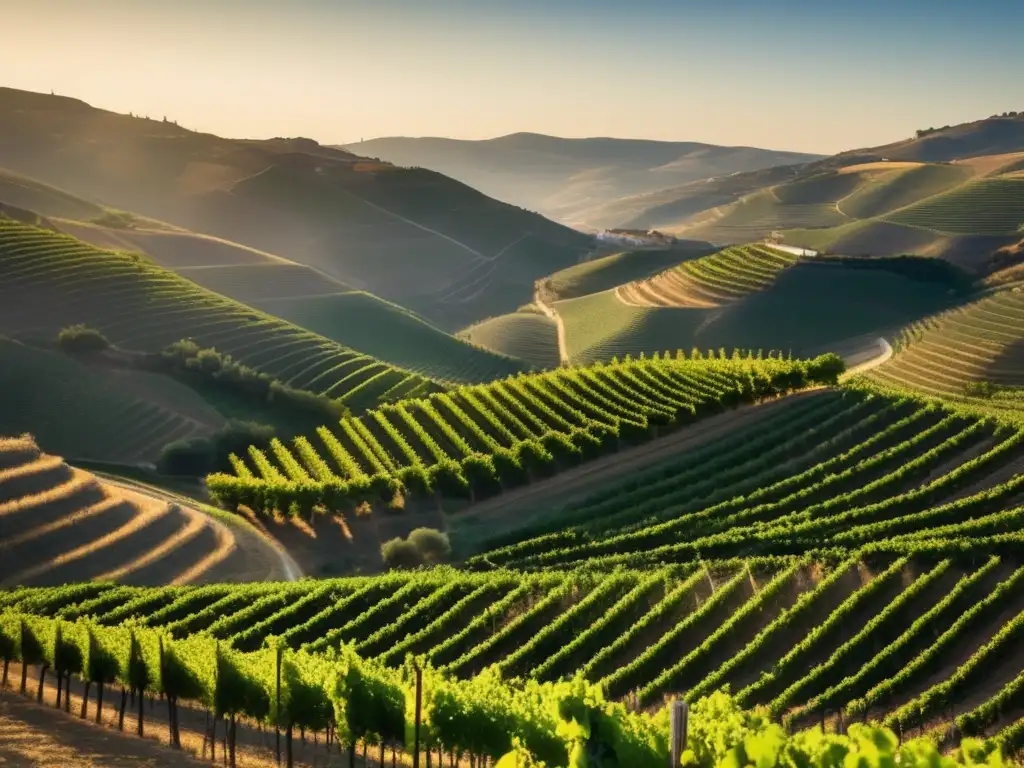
[{"xmin": 4, "ymin": 0, "xmax": 1023, "ymax": 154}]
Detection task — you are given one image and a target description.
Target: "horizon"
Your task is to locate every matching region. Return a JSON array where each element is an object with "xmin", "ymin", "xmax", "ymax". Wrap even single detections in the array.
[{"xmin": 3, "ymin": 0, "xmax": 1024, "ymax": 155}]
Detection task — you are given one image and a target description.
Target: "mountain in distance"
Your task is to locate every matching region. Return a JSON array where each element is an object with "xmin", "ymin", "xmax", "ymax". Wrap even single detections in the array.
[
  {"xmin": 341, "ymin": 133, "xmax": 824, "ymax": 229},
  {"xmin": 584, "ymin": 112, "xmax": 1024, "ymax": 269},
  {"xmin": 0, "ymin": 87, "xmax": 593, "ymax": 330}
]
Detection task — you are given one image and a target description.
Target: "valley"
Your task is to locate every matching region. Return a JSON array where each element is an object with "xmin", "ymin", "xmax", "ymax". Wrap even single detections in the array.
[{"xmin": 2, "ymin": 77, "xmax": 1024, "ymax": 768}]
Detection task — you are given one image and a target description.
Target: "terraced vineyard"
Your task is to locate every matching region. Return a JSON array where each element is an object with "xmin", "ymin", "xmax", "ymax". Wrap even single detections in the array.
[
  {"xmin": 885, "ymin": 177, "xmax": 1024, "ymax": 235},
  {"xmin": 0, "ymin": 336, "xmax": 220, "ymax": 462},
  {"xmin": 616, "ymin": 244, "xmax": 800, "ymax": 308},
  {"xmin": 458, "ymin": 311, "xmax": 561, "ymax": 370},
  {"xmin": 543, "ymin": 246, "xmax": 711, "ymax": 302},
  {"xmin": 0, "ymin": 216, "xmax": 439, "ymax": 411},
  {"xmin": 0, "ymin": 436, "xmax": 279, "ymax": 587},
  {"xmin": 5, "ymin": 552, "xmax": 1024, "ymax": 752},
  {"xmin": 679, "ymin": 187, "xmax": 848, "ymax": 243},
  {"xmin": 868, "ymin": 290, "xmax": 1024, "ymax": 412},
  {"xmin": 838, "ymin": 163, "xmax": 971, "ymax": 219},
  {"xmin": 557, "ymin": 258, "xmax": 954, "ymax": 366},
  {"xmin": 208, "ymin": 354, "xmax": 844, "ymax": 514}
]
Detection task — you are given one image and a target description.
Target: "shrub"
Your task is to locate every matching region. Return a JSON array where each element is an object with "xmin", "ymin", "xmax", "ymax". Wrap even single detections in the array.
[
  {"xmin": 380, "ymin": 538, "xmax": 423, "ymax": 569},
  {"xmin": 407, "ymin": 528, "xmax": 451, "ymax": 564},
  {"xmin": 57, "ymin": 324, "xmax": 111, "ymax": 355},
  {"xmin": 158, "ymin": 420, "xmax": 275, "ymax": 476}
]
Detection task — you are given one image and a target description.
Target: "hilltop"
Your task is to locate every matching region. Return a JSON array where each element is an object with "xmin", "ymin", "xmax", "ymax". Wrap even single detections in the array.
[
  {"xmin": 0, "ymin": 87, "xmax": 593, "ymax": 330},
  {"xmin": 343, "ymin": 132, "xmax": 822, "ymax": 229}
]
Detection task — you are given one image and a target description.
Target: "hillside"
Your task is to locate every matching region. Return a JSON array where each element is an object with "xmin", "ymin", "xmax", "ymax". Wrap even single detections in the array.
[
  {"xmin": 0, "ymin": 87, "xmax": 594, "ymax": 329},
  {"xmin": 0, "ymin": 216, "xmax": 440, "ymax": 413},
  {"xmin": 553, "ymin": 247, "xmax": 958, "ymax": 365},
  {"xmin": 579, "ymin": 115, "xmax": 1024, "ymax": 267},
  {"xmin": 342, "ymin": 133, "xmax": 822, "ymax": 229},
  {"xmin": 0, "ymin": 436, "xmax": 285, "ymax": 586},
  {"xmin": 205, "ymin": 354, "xmax": 844, "ymax": 517},
  {"xmin": 56, "ymin": 220, "xmax": 531, "ymax": 384},
  {"xmin": 458, "ymin": 311, "xmax": 562, "ymax": 370},
  {"xmin": 866, "ymin": 288, "xmax": 1024, "ymax": 414},
  {"xmin": 0, "ymin": 336, "xmax": 221, "ymax": 464}
]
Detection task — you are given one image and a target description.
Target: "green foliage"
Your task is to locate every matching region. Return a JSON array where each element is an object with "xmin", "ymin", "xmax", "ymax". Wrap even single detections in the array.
[
  {"xmin": 159, "ymin": 420, "xmax": 275, "ymax": 476},
  {"xmin": 56, "ymin": 324, "xmax": 110, "ymax": 355},
  {"xmin": 408, "ymin": 528, "xmax": 452, "ymax": 564},
  {"xmin": 381, "ymin": 538, "xmax": 425, "ymax": 570}
]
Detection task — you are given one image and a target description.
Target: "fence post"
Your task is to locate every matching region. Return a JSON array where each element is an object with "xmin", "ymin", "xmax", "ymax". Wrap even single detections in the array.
[
  {"xmin": 413, "ymin": 664, "xmax": 423, "ymax": 768},
  {"xmin": 275, "ymin": 645, "xmax": 283, "ymax": 766},
  {"xmin": 670, "ymin": 699, "xmax": 688, "ymax": 767}
]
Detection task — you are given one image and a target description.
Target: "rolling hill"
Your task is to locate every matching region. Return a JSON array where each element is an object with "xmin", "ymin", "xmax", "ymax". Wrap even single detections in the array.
[
  {"xmin": 0, "ymin": 87, "xmax": 594, "ymax": 330},
  {"xmin": 0, "ymin": 336, "xmax": 221, "ymax": 464},
  {"xmin": 0, "ymin": 435, "xmax": 284, "ymax": 586},
  {"xmin": 342, "ymin": 133, "xmax": 822, "ymax": 229},
  {"xmin": 570, "ymin": 115, "xmax": 1024, "ymax": 269},
  {"xmin": 0, "ymin": 216, "xmax": 440, "ymax": 413},
  {"xmin": 553, "ymin": 246, "xmax": 958, "ymax": 365},
  {"xmin": 866, "ymin": 288, "xmax": 1024, "ymax": 414},
  {"xmin": 56, "ymin": 220, "xmax": 532, "ymax": 384}
]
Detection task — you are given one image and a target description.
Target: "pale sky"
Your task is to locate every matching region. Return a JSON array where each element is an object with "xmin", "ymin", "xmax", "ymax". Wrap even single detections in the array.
[{"xmin": 3, "ymin": 0, "xmax": 1023, "ymax": 154}]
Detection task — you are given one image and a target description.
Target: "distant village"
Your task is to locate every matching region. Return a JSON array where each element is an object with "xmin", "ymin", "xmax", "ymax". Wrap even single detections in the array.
[{"xmin": 596, "ymin": 228, "xmax": 677, "ymax": 247}]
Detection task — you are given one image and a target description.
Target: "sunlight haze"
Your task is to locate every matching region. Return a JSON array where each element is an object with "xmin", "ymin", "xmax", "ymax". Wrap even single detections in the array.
[{"xmin": 4, "ymin": 0, "xmax": 1023, "ymax": 153}]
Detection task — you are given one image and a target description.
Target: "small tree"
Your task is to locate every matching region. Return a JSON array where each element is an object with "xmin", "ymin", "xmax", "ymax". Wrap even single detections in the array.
[
  {"xmin": 381, "ymin": 538, "xmax": 424, "ymax": 570},
  {"xmin": 57, "ymin": 324, "xmax": 110, "ymax": 355},
  {"xmin": 408, "ymin": 528, "xmax": 451, "ymax": 564}
]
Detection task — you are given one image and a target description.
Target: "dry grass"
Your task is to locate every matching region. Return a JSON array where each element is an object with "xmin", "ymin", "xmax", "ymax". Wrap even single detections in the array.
[
  {"xmin": 956, "ymin": 151, "xmax": 1024, "ymax": 176},
  {"xmin": 837, "ymin": 161, "xmax": 924, "ymax": 174}
]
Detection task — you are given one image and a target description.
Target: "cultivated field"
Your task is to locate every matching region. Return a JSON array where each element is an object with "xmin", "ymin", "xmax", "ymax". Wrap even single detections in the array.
[
  {"xmin": 458, "ymin": 311, "xmax": 562, "ymax": 370},
  {"xmin": 556, "ymin": 256, "xmax": 954, "ymax": 365},
  {"xmin": 868, "ymin": 289, "xmax": 1024, "ymax": 411},
  {"xmin": 0, "ymin": 336, "xmax": 219, "ymax": 463},
  {"xmin": 0, "ymin": 436, "xmax": 283, "ymax": 587},
  {"xmin": 884, "ymin": 177, "xmax": 1024, "ymax": 235},
  {"xmin": 61, "ymin": 222, "xmax": 530, "ymax": 384},
  {"xmin": 616, "ymin": 244, "xmax": 799, "ymax": 308},
  {"xmin": 0, "ymin": 217, "xmax": 438, "ymax": 411},
  {"xmin": 207, "ymin": 354, "xmax": 842, "ymax": 514}
]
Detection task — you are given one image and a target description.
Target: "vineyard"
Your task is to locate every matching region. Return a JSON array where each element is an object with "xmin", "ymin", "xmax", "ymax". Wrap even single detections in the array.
[
  {"xmin": 885, "ymin": 177, "xmax": 1024, "ymax": 235},
  {"xmin": 0, "ymin": 335, "xmax": 220, "ymax": 463},
  {"xmin": 470, "ymin": 386, "xmax": 1024, "ymax": 568},
  {"xmin": 868, "ymin": 289, "xmax": 1024, "ymax": 412},
  {"xmin": 1, "ymin": 550, "xmax": 1022, "ymax": 763},
  {"xmin": 0, "ymin": 436, "xmax": 279, "ymax": 587},
  {"xmin": 458, "ymin": 311, "xmax": 562, "ymax": 370},
  {"xmin": 206, "ymin": 353, "xmax": 845, "ymax": 516},
  {"xmin": 0, "ymin": 217, "xmax": 438, "ymax": 412},
  {"xmin": 556, "ymin": 257, "xmax": 953, "ymax": 366},
  {"xmin": 838, "ymin": 164, "xmax": 971, "ymax": 219},
  {"xmin": 615, "ymin": 244, "xmax": 800, "ymax": 308},
  {"xmin": 543, "ymin": 247, "xmax": 711, "ymax": 302}
]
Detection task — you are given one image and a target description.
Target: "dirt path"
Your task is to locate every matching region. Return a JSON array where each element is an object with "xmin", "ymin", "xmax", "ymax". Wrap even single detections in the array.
[
  {"xmin": 98, "ymin": 476, "xmax": 301, "ymax": 582},
  {"xmin": 840, "ymin": 337, "xmax": 893, "ymax": 380},
  {"xmin": 0, "ymin": 667, "xmax": 455, "ymax": 768},
  {"xmin": 0, "ymin": 690, "xmax": 201, "ymax": 767},
  {"xmin": 533, "ymin": 285, "xmax": 569, "ymax": 366},
  {"xmin": 449, "ymin": 389, "xmax": 826, "ymax": 543}
]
